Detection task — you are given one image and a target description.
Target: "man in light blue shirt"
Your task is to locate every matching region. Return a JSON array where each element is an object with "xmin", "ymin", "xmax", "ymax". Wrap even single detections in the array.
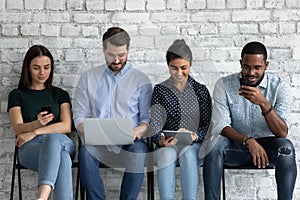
[
  {"xmin": 202, "ymin": 42, "xmax": 297, "ymax": 200},
  {"xmin": 73, "ymin": 27, "xmax": 152, "ymax": 200}
]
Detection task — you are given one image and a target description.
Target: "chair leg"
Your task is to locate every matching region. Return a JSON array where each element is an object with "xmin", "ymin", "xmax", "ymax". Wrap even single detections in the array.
[
  {"xmin": 10, "ymin": 161, "xmax": 16, "ymax": 200},
  {"xmin": 80, "ymin": 182, "xmax": 85, "ymax": 200},
  {"xmin": 147, "ymin": 171, "xmax": 154, "ymax": 200},
  {"xmin": 75, "ymin": 167, "xmax": 80, "ymax": 200},
  {"xmin": 17, "ymin": 167, "xmax": 22, "ymax": 200},
  {"xmin": 222, "ymin": 167, "xmax": 225, "ymax": 200}
]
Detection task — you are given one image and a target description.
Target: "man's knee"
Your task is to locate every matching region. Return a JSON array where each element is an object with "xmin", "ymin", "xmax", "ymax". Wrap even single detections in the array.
[
  {"xmin": 276, "ymin": 138, "xmax": 295, "ymax": 157},
  {"xmin": 126, "ymin": 139, "xmax": 148, "ymax": 154}
]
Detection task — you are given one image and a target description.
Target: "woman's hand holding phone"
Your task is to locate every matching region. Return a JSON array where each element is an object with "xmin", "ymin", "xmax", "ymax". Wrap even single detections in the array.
[{"xmin": 38, "ymin": 106, "xmax": 54, "ymax": 126}]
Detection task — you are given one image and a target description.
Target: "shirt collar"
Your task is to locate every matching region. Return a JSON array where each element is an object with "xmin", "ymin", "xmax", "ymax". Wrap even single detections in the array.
[{"xmin": 258, "ymin": 71, "xmax": 268, "ymax": 89}]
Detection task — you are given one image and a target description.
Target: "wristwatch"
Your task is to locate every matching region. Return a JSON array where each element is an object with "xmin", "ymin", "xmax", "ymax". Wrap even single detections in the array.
[{"xmin": 242, "ymin": 136, "xmax": 253, "ymax": 146}]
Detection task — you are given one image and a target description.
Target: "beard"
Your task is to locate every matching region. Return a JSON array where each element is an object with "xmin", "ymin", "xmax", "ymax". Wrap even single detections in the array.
[{"xmin": 107, "ymin": 61, "xmax": 127, "ymax": 74}]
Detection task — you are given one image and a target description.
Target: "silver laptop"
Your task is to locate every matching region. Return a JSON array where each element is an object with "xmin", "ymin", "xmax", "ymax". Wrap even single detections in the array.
[{"xmin": 83, "ymin": 118, "xmax": 134, "ymax": 145}]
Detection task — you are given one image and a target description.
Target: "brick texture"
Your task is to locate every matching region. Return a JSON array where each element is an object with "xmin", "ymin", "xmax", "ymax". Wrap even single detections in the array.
[{"xmin": 1, "ymin": 0, "xmax": 300, "ymax": 199}]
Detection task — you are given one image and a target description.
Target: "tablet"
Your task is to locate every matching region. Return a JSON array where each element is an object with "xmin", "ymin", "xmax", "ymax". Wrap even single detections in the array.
[{"xmin": 163, "ymin": 130, "xmax": 193, "ymax": 145}]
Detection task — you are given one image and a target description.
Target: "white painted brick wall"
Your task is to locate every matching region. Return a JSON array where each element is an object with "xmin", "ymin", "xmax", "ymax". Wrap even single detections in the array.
[
  {"xmin": 41, "ymin": 24, "xmax": 61, "ymax": 37},
  {"xmin": 7, "ymin": 0, "xmax": 23, "ymax": 10},
  {"xmin": 21, "ymin": 23, "xmax": 40, "ymax": 36},
  {"xmin": 24, "ymin": 0, "xmax": 44, "ymax": 10},
  {"xmin": 61, "ymin": 24, "xmax": 81, "ymax": 37},
  {"xmin": 286, "ymin": 0, "xmax": 300, "ymax": 8},
  {"xmin": 166, "ymin": 0, "xmax": 182, "ymax": 10},
  {"xmin": 67, "ymin": 0, "xmax": 84, "ymax": 10},
  {"xmin": 105, "ymin": 0, "xmax": 124, "ymax": 11},
  {"xmin": 126, "ymin": 0, "xmax": 145, "ymax": 11},
  {"xmin": 186, "ymin": 0, "xmax": 205, "ymax": 9},
  {"xmin": 147, "ymin": 0, "xmax": 165, "ymax": 11},
  {"xmin": 2, "ymin": 24, "xmax": 19, "ymax": 36},
  {"xmin": 227, "ymin": 0, "xmax": 246, "ymax": 8},
  {"xmin": 247, "ymin": 0, "xmax": 264, "ymax": 8},
  {"xmin": 207, "ymin": 0, "xmax": 225, "ymax": 9},
  {"xmin": 46, "ymin": 0, "xmax": 65, "ymax": 10},
  {"xmin": 1, "ymin": 0, "xmax": 300, "ymax": 199},
  {"xmin": 86, "ymin": 0, "xmax": 104, "ymax": 10}
]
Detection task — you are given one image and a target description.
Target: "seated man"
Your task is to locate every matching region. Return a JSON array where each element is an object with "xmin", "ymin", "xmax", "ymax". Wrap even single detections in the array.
[
  {"xmin": 203, "ymin": 41, "xmax": 297, "ymax": 200},
  {"xmin": 73, "ymin": 27, "xmax": 152, "ymax": 200}
]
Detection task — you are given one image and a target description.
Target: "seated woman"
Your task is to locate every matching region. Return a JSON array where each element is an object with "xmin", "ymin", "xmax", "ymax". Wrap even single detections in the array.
[
  {"xmin": 150, "ymin": 39, "xmax": 212, "ymax": 200},
  {"xmin": 7, "ymin": 45, "xmax": 75, "ymax": 200}
]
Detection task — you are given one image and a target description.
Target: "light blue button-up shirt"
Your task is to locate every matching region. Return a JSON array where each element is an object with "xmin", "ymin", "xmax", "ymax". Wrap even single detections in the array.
[
  {"xmin": 210, "ymin": 71, "xmax": 291, "ymax": 138},
  {"xmin": 73, "ymin": 63, "xmax": 152, "ymax": 129}
]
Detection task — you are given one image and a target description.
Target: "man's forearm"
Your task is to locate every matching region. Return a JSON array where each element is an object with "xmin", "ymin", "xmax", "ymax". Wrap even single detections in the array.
[
  {"xmin": 221, "ymin": 126, "xmax": 248, "ymax": 144},
  {"xmin": 262, "ymin": 107, "xmax": 288, "ymax": 138}
]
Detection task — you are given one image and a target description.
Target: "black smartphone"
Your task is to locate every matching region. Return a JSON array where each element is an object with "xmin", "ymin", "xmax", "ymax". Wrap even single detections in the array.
[
  {"xmin": 40, "ymin": 105, "xmax": 53, "ymax": 116},
  {"xmin": 239, "ymin": 77, "xmax": 252, "ymax": 86}
]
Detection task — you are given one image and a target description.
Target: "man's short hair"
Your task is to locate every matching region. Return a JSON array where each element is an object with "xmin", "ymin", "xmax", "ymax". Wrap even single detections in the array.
[
  {"xmin": 241, "ymin": 41, "xmax": 267, "ymax": 61},
  {"xmin": 102, "ymin": 27, "xmax": 130, "ymax": 49}
]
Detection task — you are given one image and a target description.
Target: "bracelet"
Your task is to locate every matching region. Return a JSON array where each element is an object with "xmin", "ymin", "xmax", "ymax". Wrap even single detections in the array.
[
  {"xmin": 242, "ymin": 136, "xmax": 252, "ymax": 146},
  {"xmin": 262, "ymin": 106, "xmax": 273, "ymax": 116}
]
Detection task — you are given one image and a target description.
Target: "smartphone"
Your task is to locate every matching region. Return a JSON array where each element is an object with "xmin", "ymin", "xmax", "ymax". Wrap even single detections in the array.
[
  {"xmin": 40, "ymin": 105, "xmax": 53, "ymax": 116},
  {"xmin": 239, "ymin": 77, "xmax": 252, "ymax": 86}
]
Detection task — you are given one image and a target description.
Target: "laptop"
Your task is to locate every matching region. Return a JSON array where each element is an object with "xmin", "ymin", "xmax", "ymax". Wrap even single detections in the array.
[{"xmin": 83, "ymin": 118, "xmax": 134, "ymax": 145}]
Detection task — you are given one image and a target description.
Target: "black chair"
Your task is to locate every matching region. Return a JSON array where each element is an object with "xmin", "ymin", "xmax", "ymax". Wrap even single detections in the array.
[
  {"xmin": 147, "ymin": 137, "xmax": 155, "ymax": 200},
  {"xmin": 222, "ymin": 165, "xmax": 275, "ymax": 200},
  {"xmin": 10, "ymin": 137, "xmax": 81, "ymax": 200},
  {"xmin": 78, "ymin": 137, "xmax": 155, "ymax": 200},
  {"xmin": 10, "ymin": 145, "xmax": 25, "ymax": 200}
]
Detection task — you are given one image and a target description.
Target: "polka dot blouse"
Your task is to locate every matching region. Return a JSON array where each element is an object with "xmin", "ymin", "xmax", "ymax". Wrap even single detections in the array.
[{"xmin": 150, "ymin": 76, "xmax": 212, "ymax": 144}]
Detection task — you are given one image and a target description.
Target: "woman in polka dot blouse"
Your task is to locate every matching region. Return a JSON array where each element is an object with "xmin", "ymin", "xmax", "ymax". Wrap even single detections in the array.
[{"xmin": 150, "ymin": 39, "xmax": 212, "ymax": 200}]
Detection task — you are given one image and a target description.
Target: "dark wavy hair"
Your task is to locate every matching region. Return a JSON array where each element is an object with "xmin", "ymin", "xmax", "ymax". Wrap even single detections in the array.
[
  {"xmin": 18, "ymin": 45, "xmax": 54, "ymax": 89},
  {"xmin": 241, "ymin": 41, "xmax": 267, "ymax": 61},
  {"xmin": 102, "ymin": 27, "xmax": 130, "ymax": 49},
  {"xmin": 166, "ymin": 39, "xmax": 193, "ymax": 65}
]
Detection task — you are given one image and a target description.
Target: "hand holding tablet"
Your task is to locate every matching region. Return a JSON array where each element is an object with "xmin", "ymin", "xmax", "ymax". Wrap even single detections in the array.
[{"xmin": 163, "ymin": 130, "xmax": 193, "ymax": 145}]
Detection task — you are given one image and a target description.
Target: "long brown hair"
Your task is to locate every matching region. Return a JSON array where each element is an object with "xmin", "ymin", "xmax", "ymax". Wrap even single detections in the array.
[{"xmin": 18, "ymin": 45, "xmax": 54, "ymax": 89}]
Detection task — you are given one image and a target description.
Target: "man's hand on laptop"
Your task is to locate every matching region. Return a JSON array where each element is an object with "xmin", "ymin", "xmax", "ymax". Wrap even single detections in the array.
[{"xmin": 133, "ymin": 123, "xmax": 148, "ymax": 140}]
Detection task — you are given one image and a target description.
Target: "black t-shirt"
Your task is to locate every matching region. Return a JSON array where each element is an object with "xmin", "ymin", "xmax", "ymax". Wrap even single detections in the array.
[{"xmin": 7, "ymin": 87, "xmax": 71, "ymax": 124}]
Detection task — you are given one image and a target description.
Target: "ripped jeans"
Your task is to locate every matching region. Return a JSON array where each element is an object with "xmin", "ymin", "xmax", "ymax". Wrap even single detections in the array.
[{"xmin": 203, "ymin": 136, "xmax": 297, "ymax": 200}]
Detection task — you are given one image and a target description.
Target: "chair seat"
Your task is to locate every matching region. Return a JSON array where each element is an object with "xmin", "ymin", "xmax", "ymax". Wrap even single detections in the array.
[
  {"xmin": 222, "ymin": 164, "xmax": 275, "ymax": 200},
  {"xmin": 223, "ymin": 164, "xmax": 274, "ymax": 170}
]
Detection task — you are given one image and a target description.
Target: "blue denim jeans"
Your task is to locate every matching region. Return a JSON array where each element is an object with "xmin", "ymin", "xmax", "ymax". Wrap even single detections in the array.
[
  {"xmin": 203, "ymin": 136, "xmax": 297, "ymax": 200},
  {"xmin": 154, "ymin": 143, "xmax": 202, "ymax": 200},
  {"xmin": 18, "ymin": 134, "xmax": 75, "ymax": 200},
  {"xmin": 79, "ymin": 139, "xmax": 148, "ymax": 200}
]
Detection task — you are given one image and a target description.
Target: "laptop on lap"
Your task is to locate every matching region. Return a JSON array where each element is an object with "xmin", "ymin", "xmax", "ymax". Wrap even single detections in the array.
[{"xmin": 83, "ymin": 118, "xmax": 134, "ymax": 145}]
